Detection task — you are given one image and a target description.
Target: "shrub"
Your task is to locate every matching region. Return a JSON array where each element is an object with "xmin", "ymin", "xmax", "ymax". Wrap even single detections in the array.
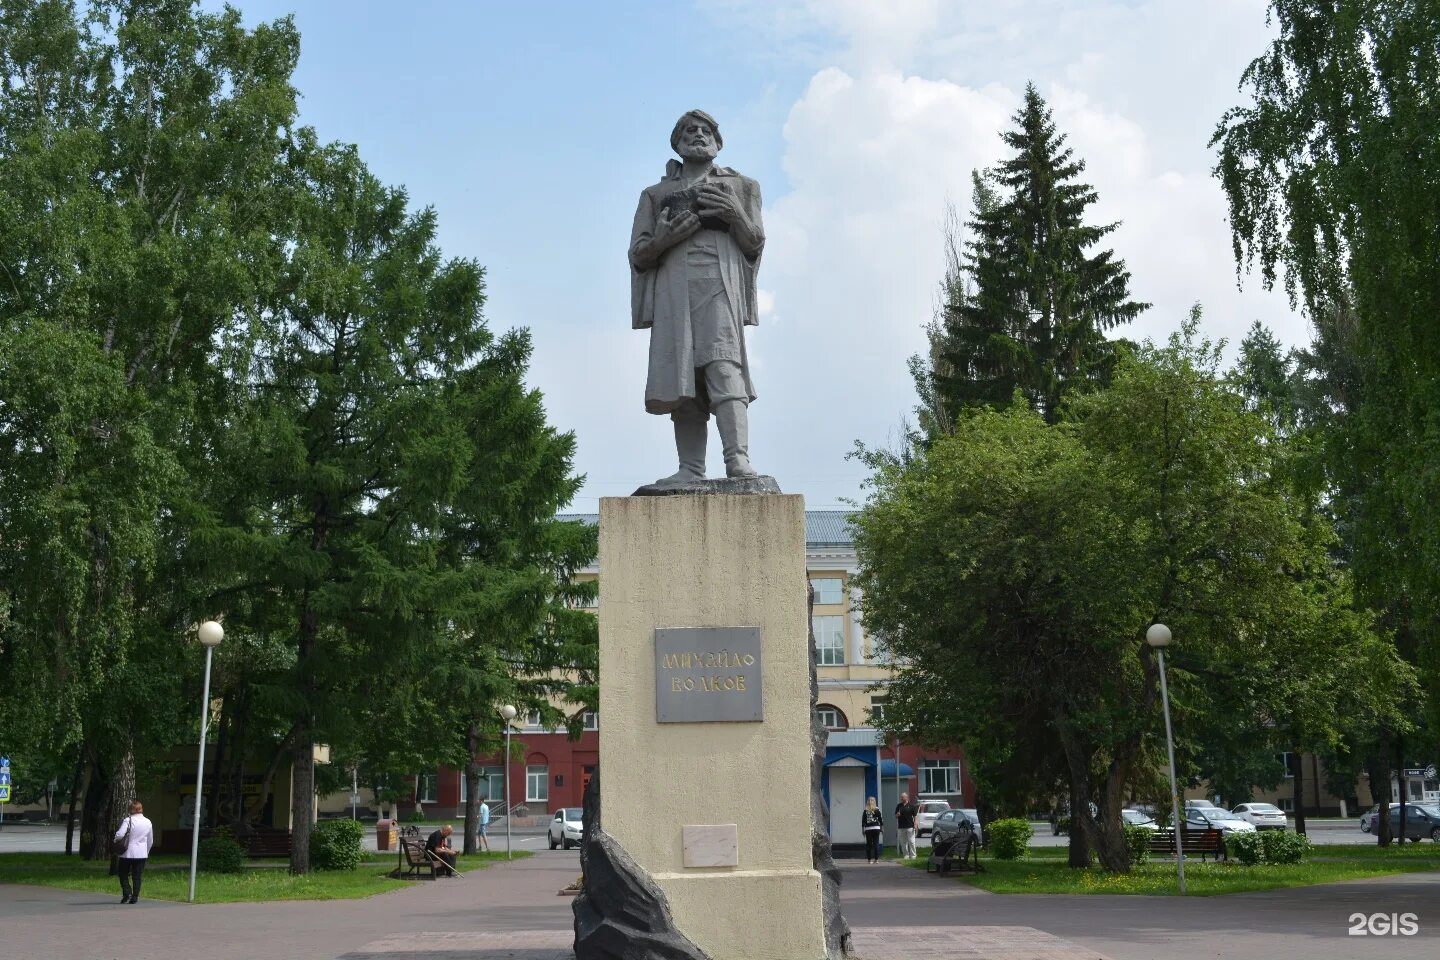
[
  {"xmin": 1055, "ymin": 816, "xmax": 1072, "ymax": 836},
  {"xmin": 1260, "ymin": 829, "xmax": 1311, "ymax": 864},
  {"xmin": 1122, "ymin": 824, "xmax": 1150, "ymax": 865},
  {"xmin": 986, "ymin": 818, "xmax": 1034, "ymax": 860},
  {"xmin": 1226, "ymin": 831, "xmax": 1265, "ymax": 865},
  {"xmin": 402, "ymin": 808, "xmax": 427, "ymax": 824},
  {"xmin": 309, "ymin": 818, "xmax": 365, "ymax": 870},
  {"xmin": 511, "ymin": 804, "xmax": 530, "ymax": 818},
  {"xmin": 197, "ymin": 832, "xmax": 246, "ymax": 873}
]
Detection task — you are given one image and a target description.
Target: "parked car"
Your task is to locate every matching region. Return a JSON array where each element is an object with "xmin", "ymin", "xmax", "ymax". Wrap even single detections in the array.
[
  {"xmin": 915, "ymin": 800, "xmax": 951, "ymax": 837},
  {"xmin": 1231, "ymin": 802, "xmax": 1289, "ymax": 831},
  {"xmin": 547, "ymin": 807, "xmax": 584, "ymax": 849},
  {"xmin": 956, "ymin": 808, "xmax": 983, "ymax": 843},
  {"xmin": 1385, "ymin": 804, "xmax": 1440, "ymax": 842},
  {"xmin": 928, "ymin": 809, "xmax": 979, "ymax": 858},
  {"xmin": 1184, "ymin": 799, "xmax": 1220, "ymax": 810},
  {"xmin": 1121, "ymin": 808, "xmax": 1157, "ymax": 830},
  {"xmin": 1184, "ymin": 807, "xmax": 1256, "ymax": 836}
]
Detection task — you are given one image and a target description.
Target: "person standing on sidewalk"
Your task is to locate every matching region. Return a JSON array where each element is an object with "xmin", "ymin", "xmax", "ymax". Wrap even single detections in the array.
[
  {"xmin": 861, "ymin": 797, "xmax": 884, "ymax": 863},
  {"xmin": 113, "ymin": 800, "xmax": 154, "ymax": 904},
  {"xmin": 478, "ymin": 800, "xmax": 491, "ymax": 852},
  {"xmin": 895, "ymin": 792, "xmax": 919, "ymax": 860}
]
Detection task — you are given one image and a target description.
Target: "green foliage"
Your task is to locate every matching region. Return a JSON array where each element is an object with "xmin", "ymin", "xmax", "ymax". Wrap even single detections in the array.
[
  {"xmin": 857, "ymin": 317, "xmax": 1414, "ymax": 872},
  {"xmin": 1227, "ymin": 831, "xmax": 1266, "ymax": 866},
  {"xmin": 1260, "ymin": 830, "xmax": 1312, "ymax": 865},
  {"xmin": 402, "ymin": 809, "xmax": 427, "ymax": 824},
  {"xmin": 1213, "ymin": 0, "xmax": 1440, "ymax": 729},
  {"xmin": 1123, "ymin": 825, "xmax": 1150, "ymax": 865},
  {"xmin": 197, "ymin": 833, "xmax": 246, "ymax": 874},
  {"xmin": 986, "ymin": 818, "xmax": 1034, "ymax": 860},
  {"xmin": 0, "ymin": 0, "xmax": 594, "ymax": 874},
  {"xmin": 308, "ymin": 819, "xmax": 364, "ymax": 871}
]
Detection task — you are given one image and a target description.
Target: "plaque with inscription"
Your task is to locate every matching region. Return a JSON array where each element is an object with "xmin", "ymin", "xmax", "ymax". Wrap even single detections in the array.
[{"xmin": 655, "ymin": 626, "xmax": 763, "ymax": 723}]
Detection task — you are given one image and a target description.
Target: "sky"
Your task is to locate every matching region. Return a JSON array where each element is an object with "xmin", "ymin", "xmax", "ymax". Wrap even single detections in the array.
[{"xmin": 212, "ymin": 0, "xmax": 1298, "ymax": 512}]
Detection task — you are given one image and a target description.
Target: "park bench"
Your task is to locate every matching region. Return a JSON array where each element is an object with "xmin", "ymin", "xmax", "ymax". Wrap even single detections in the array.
[
  {"xmin": 399, "ymin": 836, "xmax": 437, "ymax": 880},
  {"xmin": 1147, "ymin": 828, "xmax": 1226, "ymax": 862},
  {"xmin": 926, "ymin": 832, "xmax": 983, "ymax": 875}
]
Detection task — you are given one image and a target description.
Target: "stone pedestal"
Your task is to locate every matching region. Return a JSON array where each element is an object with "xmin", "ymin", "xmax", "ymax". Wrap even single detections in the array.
[{"xmin": 596, "ymin": 494, "xmax": 827, "ymax": 960}]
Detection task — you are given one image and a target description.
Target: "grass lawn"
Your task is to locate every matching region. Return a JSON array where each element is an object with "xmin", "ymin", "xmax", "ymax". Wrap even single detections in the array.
[
  {"xmin": 902, "ymin": 847, "xmax": 1440, "ymax": 895},
  {"xmin": 0, "ymin": 850, "xmax": 530, "ymax": 903}
]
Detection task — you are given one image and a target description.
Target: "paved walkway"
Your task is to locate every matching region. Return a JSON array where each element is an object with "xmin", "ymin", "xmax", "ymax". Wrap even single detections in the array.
[{"xmin": 4, "ymin": 852, "xmax": 1438, "ymax": 959}]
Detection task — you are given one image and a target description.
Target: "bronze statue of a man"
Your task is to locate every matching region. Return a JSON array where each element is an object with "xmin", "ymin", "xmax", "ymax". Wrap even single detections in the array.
[{"xmin": 630, "ymin": 110, "xmax": 765, "ymax": 486}]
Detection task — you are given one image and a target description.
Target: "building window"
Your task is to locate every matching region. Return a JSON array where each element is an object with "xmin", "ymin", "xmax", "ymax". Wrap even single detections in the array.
[
  {"xmin": 920, "ymin": 759, "xmax": 960, "ymax": 795},
  {"xmin": 582, "ymin": 711, "xmax": 599, "ymax": 731},
  {"xmin": 1278, "ymin": 752, "xmax": 1296, "ymax": 778},
  {"xmin": 813, "ymin": 615, "xmax": 845, "ymax": 665},
  {"xmin": 868, "ymin": 696, "xmax": 888, "ymax": 724},
  {"xmin": 811, "ymin": 577, "xmax": 844, "ymax": 605},
  {"xmin": 816, "ymin": 704, "xmax": 847, "ymax": 730},
  {"xmin": 460, "ymin": 766, "xmax": 506, "ymax": 803},
  {"xmin": 1277, "ymin": 797, "xmax": 1294, "ymax": 812},
  {"xmin": 526, "ymin": 765, "xmax": 549, "ymax": 803},
  {"xmin": 526, "ymin": 709, "xmax": 545, "ymax": 729},
  {"xmin": 417, "ymin": 771, "xmax": 438, "ymax": 804}
]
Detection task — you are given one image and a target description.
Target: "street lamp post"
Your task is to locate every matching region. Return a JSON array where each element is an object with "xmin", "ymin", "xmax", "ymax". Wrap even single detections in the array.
[
  {"xmin": 499, "ymin": 704, "xmax": 517, "ymax": 860},
  {"xmin": 188, "ymin": 620, "xmax": 223, "ymax": 904},
  {"xmin": 1146, "ymin": 622, "xmax": 1185, "ymax": 895}
]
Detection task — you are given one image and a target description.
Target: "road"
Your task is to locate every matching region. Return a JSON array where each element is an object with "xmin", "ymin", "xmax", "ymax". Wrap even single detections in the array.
[{"xmin": 3, "ymin": 843, "xmax": 1437, "ymax": 960}]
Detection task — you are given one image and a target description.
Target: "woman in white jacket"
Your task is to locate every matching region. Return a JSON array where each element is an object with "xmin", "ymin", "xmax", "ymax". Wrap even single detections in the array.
[{"xmin": 113, "ymin": 800, "xmax": 155, "ymax": 903}]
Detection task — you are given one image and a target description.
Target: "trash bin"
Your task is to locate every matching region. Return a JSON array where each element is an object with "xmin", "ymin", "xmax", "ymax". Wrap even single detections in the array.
[{"xmin": 376, "ymin": 818, "xmax": 397, "ymax": 851}]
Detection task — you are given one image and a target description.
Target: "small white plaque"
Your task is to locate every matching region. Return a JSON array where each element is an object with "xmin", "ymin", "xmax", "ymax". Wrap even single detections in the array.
[{"xmin": 682, "ymin": 824, "xmax": 739, "ymax": 868}]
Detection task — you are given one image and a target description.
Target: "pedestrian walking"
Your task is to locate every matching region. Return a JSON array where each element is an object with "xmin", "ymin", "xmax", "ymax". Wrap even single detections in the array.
[
  {"xmin": 895, "ymin": 791, "xmax": 919, "ymax": 859},
  {"xmin": 113, "ymin": 800, "xmax": 154, "ymax": 904},
  {"xmin": 862, "ymin": 796, "xmax": 884, "ymax": 863},
  {"xmin": 479, "ymin": 799, "xmax": 491, "ymax": 852}
]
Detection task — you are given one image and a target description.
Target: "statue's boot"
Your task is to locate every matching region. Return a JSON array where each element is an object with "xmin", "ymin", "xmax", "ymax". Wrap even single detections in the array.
[
  {"xmin": 653, "ymin": 415, "xmax": 707, "ymax": 486},
  {"xmin": 715, "ymin": 400, "xmax": 759, "ymax": 478}
]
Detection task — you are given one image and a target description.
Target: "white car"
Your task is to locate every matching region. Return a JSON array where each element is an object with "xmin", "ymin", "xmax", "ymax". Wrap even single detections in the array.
[
  {"xmin": 547, "ymin": 807, "xmax": 584, "ymax": 850},
  {"xmin": 1121, "ymin": 808, "xmax": 1157, "ymax": 830},
  {"xmin": 1184, "ymin": 799, "xmax": 1220, "ymax": 810},
  {"xmin": 915, "ymin": 800, "xmax": 951, "ymax": 837},
  {"xmin": 1184, "ymin": 807, "xmax": 1256, "ymax": 835},
  {"xmin": 1231, "ymin": 802, "xmax": 1289, "ymax": 831}
]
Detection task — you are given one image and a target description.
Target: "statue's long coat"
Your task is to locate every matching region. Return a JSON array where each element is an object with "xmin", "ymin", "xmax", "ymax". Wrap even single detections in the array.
[{"xmin": 630, "ymin": 164, "xmax": 764, "ymax": 415}]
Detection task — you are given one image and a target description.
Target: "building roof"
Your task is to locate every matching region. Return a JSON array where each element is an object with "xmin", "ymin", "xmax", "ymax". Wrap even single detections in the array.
[{"xmin": 558, "ymin": 508, "xmax": 856, "ymax": 548}]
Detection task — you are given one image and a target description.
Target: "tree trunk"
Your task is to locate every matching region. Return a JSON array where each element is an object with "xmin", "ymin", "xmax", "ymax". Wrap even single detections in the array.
[
  {"xmin": 289, "ymin": 727, "xmax": 314, "ymax": 874},
  {"xmin": 91, "ymin": 749, "xmax": 135, "ymax": 868},
  {"xmin": 1065, "ymin": 778, "xmax": 1090, "ymax": 868},
  {"xmin": 208, "ymin": 694, "xmax": 229, "ymax": 831},
  {"xmin": 463, "ymin": 723, "xmax": 481, "ymax": 854},
  {"xmin": 1372, "ymin": 732, "xmax": 1393, "ymax": 847},
  {"xmin": 64, "ymin": 749, "xmax": 85, "ymax": 856},
  {"xmin": 1396, "ymin": 732, "xmax": 1408, "ymax": 844},
  {"xmin": 79, "ymin": 756, "xmax": 106, "ymax": 861},
  {"xmin": 1291, "ymin": 748, "xmax": 1306, "ymax": 836}
]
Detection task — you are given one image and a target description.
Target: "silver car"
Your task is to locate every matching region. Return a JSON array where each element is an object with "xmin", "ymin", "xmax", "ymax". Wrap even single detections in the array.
[
  {"xmin": 1184, "ymin": 807, "xmax": 1256, "ymax": 835},
  {"xmin": 1232, "ymin": 802, "xmax": 1289, "ymax": 831}
]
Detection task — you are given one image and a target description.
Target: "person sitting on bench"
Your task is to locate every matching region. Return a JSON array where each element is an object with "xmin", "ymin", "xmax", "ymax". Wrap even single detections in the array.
[{"xmin": 425, "ymin": 824, "xmax": 458, "ymax": 877}]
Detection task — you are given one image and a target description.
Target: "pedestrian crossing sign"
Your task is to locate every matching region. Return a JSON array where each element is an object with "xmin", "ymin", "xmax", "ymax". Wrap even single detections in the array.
[{"xmin": 0, "ymin": 785, "xmax": 9, "ymax": 802}]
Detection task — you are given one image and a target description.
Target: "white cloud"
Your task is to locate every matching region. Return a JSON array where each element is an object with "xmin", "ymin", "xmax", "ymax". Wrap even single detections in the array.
[{"xmin": 687, "ymin": 0, "xmax": 1299, "ymax": 509}]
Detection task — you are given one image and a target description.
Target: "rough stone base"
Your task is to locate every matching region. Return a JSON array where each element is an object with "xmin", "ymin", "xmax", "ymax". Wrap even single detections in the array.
[
  {"xmin": 631, "ymin": 475, "xmax": 781, "ymax": 496},
  {"xmin": 573, "ymin": 773, "xmax": 710, "ymax": 960}
]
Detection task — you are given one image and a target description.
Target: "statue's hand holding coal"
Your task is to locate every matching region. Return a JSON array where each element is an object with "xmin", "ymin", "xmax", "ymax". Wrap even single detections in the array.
[{"xmin": 630, "ymin": 110, "xmax": 767, "ymax": 488}]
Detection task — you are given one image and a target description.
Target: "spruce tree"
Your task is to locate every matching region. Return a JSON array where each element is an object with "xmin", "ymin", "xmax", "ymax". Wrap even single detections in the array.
[{"xmin": 935, "ymin": 83, "xmax": 1147, "ymax": 426}]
